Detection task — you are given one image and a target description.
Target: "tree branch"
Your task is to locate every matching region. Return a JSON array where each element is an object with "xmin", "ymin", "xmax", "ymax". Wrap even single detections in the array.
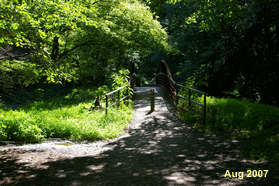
[
  {"xmin": 58, "ymin": 41, "xmax": 106, "ymax": 60},
  {"xmin": 0, "ymin": 52, "xmax": 33, "ymax": 60},
  {"xmin": 0, "ymin": 47, "xmax": 14, "ymax": 57}
]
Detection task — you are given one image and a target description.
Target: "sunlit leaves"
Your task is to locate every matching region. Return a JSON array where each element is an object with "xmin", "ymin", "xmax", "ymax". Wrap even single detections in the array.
[
  {"xmin": 1, "ymin": 0, "xmax": 168, "ymax": 91},
  {"xmin": 0, "ymin": 59, "xmax": 39, "ymax": 87}
]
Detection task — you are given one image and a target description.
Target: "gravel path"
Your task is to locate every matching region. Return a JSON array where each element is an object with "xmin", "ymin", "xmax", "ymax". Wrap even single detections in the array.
[{"xmin": 0, "ymin": 87, "xmax": 278, "ymax": 185}]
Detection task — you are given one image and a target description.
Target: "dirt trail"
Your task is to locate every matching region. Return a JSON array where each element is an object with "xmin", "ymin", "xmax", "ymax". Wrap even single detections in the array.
[{"xmin": 0, "ymin": 87, "xmax": 278, "ymax": 185}]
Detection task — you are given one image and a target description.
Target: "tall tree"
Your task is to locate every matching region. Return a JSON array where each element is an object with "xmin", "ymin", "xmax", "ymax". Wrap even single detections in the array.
[{"xmin": 0, "ymin": 0, "xmax": 169, "ymax": 100}]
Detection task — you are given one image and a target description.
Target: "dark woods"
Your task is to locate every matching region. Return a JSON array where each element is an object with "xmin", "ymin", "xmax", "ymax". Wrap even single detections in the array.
[{"xmin": 143, "ymin": 0, "xmax": 279, "ymax": 106}]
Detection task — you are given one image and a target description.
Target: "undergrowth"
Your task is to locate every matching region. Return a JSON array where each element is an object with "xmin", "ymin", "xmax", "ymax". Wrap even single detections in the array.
[
  {"xmin": 0, "ymin": 69, "xmax": 133, "ymax": 142},
  {"xmin": 178, "ymin": 96, "xmax": 279, "ymax": 172},
  {"xmin": 0, "ymin": 100, "xmax": 133, "ymax": 142}
]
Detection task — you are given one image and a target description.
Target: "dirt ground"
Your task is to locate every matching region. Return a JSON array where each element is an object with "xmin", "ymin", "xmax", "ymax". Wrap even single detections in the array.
[{"xmin": 0, "ymin": 87, "xmax": 278, "ymax": 185}]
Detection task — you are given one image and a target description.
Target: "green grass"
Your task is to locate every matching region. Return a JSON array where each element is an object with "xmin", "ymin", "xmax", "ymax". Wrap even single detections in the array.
[
  {"xmin": 178, "ymin": 96, "xmax": 279, "ymax": 172},
  {"xmin": 0, "ymin": 69, "xmax": 133, "ymax": 142},
  {"xmin": 0, "ymin": 99, "xmax": 133, "ymax": 142}
]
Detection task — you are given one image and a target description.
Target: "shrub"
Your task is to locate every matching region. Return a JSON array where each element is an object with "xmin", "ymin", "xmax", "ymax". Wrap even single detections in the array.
[{"xmin": 201, "ymin": 97, "xmax": 279, "ymax": 133}]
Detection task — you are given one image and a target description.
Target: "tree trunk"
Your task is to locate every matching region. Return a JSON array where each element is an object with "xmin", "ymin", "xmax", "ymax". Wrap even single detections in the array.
[
  {"xmin": 32, "ymin": 36, "xmax": 60, "ymax": 101},
  {"xmin": 32, "ymin": 75, "xmax": 47, "ymax": 101}
]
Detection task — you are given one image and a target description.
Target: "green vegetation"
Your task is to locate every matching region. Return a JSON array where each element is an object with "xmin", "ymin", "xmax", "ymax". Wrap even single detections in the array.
[
  {"xmin": 0, "ymin": 68, "xmax": 133, "ymax": 142},
  {"xmin": 0, "ymin": 100, "xmax": 133, "ymax": 142},
  {"xmin": 0, "ymin": 0, "xmax": 168, "ymax": 100},
  {"xmin": 178, "ymin": 96, "xmax": 279, "ymax": 171}
]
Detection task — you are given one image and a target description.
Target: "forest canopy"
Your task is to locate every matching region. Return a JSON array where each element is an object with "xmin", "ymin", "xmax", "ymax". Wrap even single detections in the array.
[{"xmin": 0, "ymin": 0, "xmax": 169, "ymax": 100}]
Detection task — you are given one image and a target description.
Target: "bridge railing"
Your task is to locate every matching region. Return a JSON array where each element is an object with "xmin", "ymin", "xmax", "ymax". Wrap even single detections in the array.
[
  {"xmin": 105, "ymin": 63, "xmax": 136, "ymax": 116},
  {"xmin": 156, "ymin": 72, "xmax": 176, "ymax": 104},
  {"xmin": 156, "ymin": 60, "xmax": 206, "ymax": 124},
  {"xmin": 129, "ymin": 72, "xmax": 137, "ymax": 90},
  {"xmin": 105, "ymin": 85, "xmax": 129, "ymax": 115},
  {"xmin": 176, "ymin": 83, "xmax": 206, "ymax": 124}
]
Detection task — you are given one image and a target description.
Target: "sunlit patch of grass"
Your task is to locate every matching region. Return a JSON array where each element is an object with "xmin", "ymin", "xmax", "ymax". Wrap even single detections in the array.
[{"xmin": 0, "ymin": 100, "xmax": 133, "ymax": 142}]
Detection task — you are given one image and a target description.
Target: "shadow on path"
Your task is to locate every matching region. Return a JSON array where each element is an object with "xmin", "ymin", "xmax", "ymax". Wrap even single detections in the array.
[{"xmin": 0, "ymin": 87, "xmax": 277, "ymax": 185}]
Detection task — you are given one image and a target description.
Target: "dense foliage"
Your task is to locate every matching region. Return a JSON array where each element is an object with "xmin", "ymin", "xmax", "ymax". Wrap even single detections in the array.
[
  {"xmin": 0, "ymin": 0, "xmax": 168, "ymax": 100},
  {"xmin": 143, "ymin": 0, "xmax": 279, "ymax": 106}
]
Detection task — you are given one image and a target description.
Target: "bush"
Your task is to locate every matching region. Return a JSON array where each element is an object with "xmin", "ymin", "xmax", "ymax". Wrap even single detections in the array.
[
  {"xmin": 202, "ymin": 97, "xmax": 279, "ymax": 133},
  {"xmin": 65, "ymin": 69, "xmax": 129, "ymax": 103}
]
